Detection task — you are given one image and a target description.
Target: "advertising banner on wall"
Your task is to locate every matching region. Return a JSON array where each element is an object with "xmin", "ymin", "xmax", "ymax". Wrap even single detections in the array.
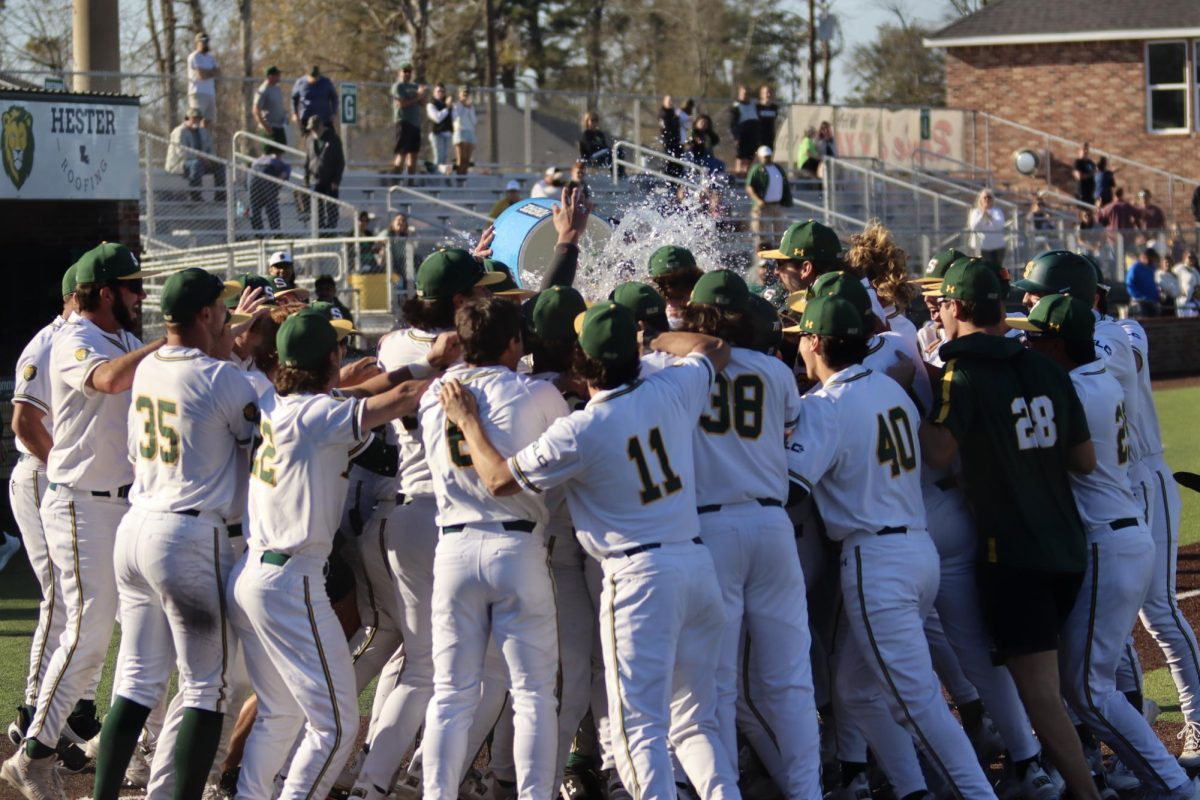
[
  {"xmin": 0, "ymin": 90, "xmax": 140, "ymax": 200},
  {"xmin": 775, "ymin": 104, "xmax": 969, "ymax": 167}
]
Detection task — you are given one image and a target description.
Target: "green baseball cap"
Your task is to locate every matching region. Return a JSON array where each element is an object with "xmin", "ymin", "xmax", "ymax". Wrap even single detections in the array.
[
  {"xmin": 689, "ymin": 269, "xmax": 750, "ymax": 311},
  {"xmin": 1006, "ymin": 293, "xmax": 1095, "ymax": 343},
  {"xmin": 1012, "ymin": 250, "xmax": 1097, "ymax": 302},
  {"xmin": 531, "ymin": 286, "xmax": 587, "ymax": 346},
  {"xmin": 277, "ymin": 308, "xmax": 338, "ymax": 370},
  {"xmin": 803, "ymin": 270, "xmax": 873, "ymax": 319},
  {"xmin": 924, "ymin": 258, "xmax": 1003, "ymax": 302},
  {"xmin": 225, "ymin": 274, "xmax": 279, "ymax": 309},
  {"xmin": 609, "ymin": 281, "xmax": 669, "ymax": 330},
  {"xmin": 72, "ymin": 242, "xmax": 143, "ymax": 284},
  {"xmin": 416, "ymin": 249, "xmax": 506, "ymax": 300},
  {"xmin": 747, "ymin": 294, "xmax": 783, "ymax": 353},
  {"xmin": 310, "ymin": 300, "xmax": 360, "ymax": 341},
  {"xmin": 758, "ymin": 220, "xmax": 841, "ymax": 266},
  {"xmin": 916, "ymin": 248, "xmax": 967, "ymax": 284},
  {"xmin": 61, "ymin": 264, "xmax": 78, "ymax": 297},
  {"xmin": 483, "ymin": 259, "xmax": 533, "ymax": 298},
  {"xmin": 648, "ymin": 245, "xmax": 698, "ymax": 277},
  {"xmin": 797, "ymin": 295, "xmax": 866, "ymax": 338},
  {"xmin": 573, "ymin": 302, "xmax": 639, "ymax": 365},
  {"xmin": 161, "ymin": 268, "xmax": 235, "ymax": 324}
]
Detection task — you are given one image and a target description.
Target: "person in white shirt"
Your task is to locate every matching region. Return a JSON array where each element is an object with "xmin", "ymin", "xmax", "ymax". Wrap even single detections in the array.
[
  {"xmin": 426, "ymin": 84, "xmax": 454, "ymax": 174},
  {"xmin": 529, "ymin": 167, "xmax": 560, "ymax": 199},
  {"xmin": 187, "ymin": 32, "xmax": 219, "ymax": 125},
  {"xmin": 451, "ymin": 86, "xmax": 477, "ymax": 176},
  {"xmin": 1173, "ymin": 250, "xmax": 1200, "ymax": 315},
  {"xmin": 746, "ymin": 146, "xmax": 791, "ymax": 246},
  {"xmin": 967, "ymin": 189, "xmax": 1007, "ymax": 269}
]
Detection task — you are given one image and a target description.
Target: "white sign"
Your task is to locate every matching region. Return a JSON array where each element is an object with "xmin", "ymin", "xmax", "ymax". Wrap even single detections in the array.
[
  {"xmin": 0, "ymin": 91, "xmax": 140, "ymax": 200},
  {"xmin": 775, "ymin": 104, "xmax": 969, "ymax": 167}
]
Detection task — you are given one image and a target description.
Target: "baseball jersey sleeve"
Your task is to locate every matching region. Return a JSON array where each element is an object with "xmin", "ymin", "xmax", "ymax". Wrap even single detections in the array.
[
  {"xmin": 13, "ymin": 342, "xmax": 52, "ymax": 414},
  {"xmin": 659, "ymin": 353, "xmax": 717, "ymax": 418},
  {"xmin": 214, "ymin": 364, "xmax": 260, "ymax": 446},
  {"xmin": 785, "ymin": 394, "xmax": 839, "ymax": 495},
  {"xmin": 776, "ymin": 360, "xmax": 802, "ymax": 433},
  {"xmin": 930, "ymin": 357, "xmax": 974, "ymax": 439},
  {"xmin": 56, "ymin": 337, "xmax": 111, "ymax": 399},
  {"xmin": 303, "ymin": 395, "xmax": 369, "ymax": 449},
  {"xmin": 509, "ymin": 416, "xmax": 583, "ymax": 495},
  {"xmin": 530, "ymin": 379, "xmax": 572, "ymax": 429}
]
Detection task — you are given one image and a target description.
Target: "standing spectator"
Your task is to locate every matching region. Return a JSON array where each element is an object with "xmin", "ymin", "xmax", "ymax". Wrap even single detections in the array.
[
  {"xmin": 1125, "ymin": 248, "xmax": 1160, "ymax": 316},
  {"xmin": 579, "ymin": 112, "xmax": 612, "ymax": 167},
  {"xmin": 967, "ymin": 188, "xmax": 1007, "ymax": 267},
  {"xmin": 1097, "ymin": 187, "xmax": 1142, "ymax": 255},
  {"xmin": 187, "ymin": 32, "xmax": 219, "ymax": 125},
  {"xmin": 291, "ymin": 66, "xmax": 338, "ymax": 134},
  {"xmin": 1156, "ymin": 252, "xmax": 1182, "ymax": 314},
  {"xmin": 165, "ymin": 108, "xmax": 226, "ymax": 202},
  {"xmin": 795, "ymin": 126, "xmax": 820, "ymax": 177},
  {"xmin": 489, "ymin": 180, "xmax": 522, "ymax": 219},
  {"xmin": 756, "ymin": 85, "xmax": 779, "ymax": 150},
  {"xmin": 678, "ymin": 99, "xmax": 695, "ymax": 141},
  {"xmin": 304, "ymin": 115, "xmax": 345, "ymax": 233},
  {"xmin": 451, "ymin": 86, "xmax": 477, "ymax": 175},
  {"xmin": 730, "ymin": 84, "xmax": 759, "ymax": 178},
  {"xmin": 816, "ymin": 120, "xmax": 836, "ymax": 161},
  {"xmin": 426, "ymin": 83, "xmax": 454, "ymax": 174},
  {"xmin": 391, "ymin": 64, "xmax": 426, "ymax": 174},
  {"xmin": 659, "ymin": 95, "xmax": 683, "ymax": 176},
  {"xmin": 530, "ymin": 167, "xmax": 560, "ymax": 198},
  {"xmin": 253, "ymin": 66, "xmax": 288, "ymax": 149},
  {"xmin": 247, "ymin": 146, "xmax": 291, "ymax": 234},
  {"xmin": 384, "ymin": 212, "xmax": 413, "ymax": 282},
  {"xmin": 1093, "ymin": 156, "xmax": 1115, "ymax": 206},
  {"xmin": 1174, "ymin": 250, "xmax": 1200, "ymax": 310},
  {"xmin": 745, "ymin": 145, "xmax": 792, "ymax": 245},
  {"xmin": 1137, "ymin": 189, "xmax": 1166, "ymax": 238},
  {"xmin": 1072, "ymin": 143, "xmax": 1096, "ymax": 204}
]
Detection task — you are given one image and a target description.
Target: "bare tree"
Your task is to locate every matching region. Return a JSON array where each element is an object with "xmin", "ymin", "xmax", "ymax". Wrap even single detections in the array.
[
  {"xmin": 0, "ymin": 0, "xmax": 73, "ymax": 72},
  {"xmin": 945, "ymin": 0, "xmax": 986, "ymax": 16}
]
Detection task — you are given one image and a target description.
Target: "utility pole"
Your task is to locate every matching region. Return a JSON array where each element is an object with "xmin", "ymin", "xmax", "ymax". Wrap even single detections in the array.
[
  {"xmin": 486, "ymin": 0, "xmax": 499, "ymax": 165},
  {"xmin": 240, "ymin": 0, "xmax": 253, "ymax": 132},
  {"xmin": 73, "ymin": 0, "xmax": 121, "ymax": 93},
  {"xmin": 807, "ymin": 0, "xmax": 817, "ymax": 102}
]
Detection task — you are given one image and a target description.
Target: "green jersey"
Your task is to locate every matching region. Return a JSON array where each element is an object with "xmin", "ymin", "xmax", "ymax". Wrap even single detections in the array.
[
  {"xmin": 931, "ymin": 333, "xmax": 1089, "ymax": 573},
  {"xmin": 392, "ymin": 81, "xmax": 421, "ymax": 125}
]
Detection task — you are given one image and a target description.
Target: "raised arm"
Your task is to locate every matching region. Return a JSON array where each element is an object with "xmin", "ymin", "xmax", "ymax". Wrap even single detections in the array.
[
  {"xmin": 648, "ymin": 331, "xmax": 731, "ymax": 373},
  {"xmin": 361, "ymin": 378, "xmax": 432, "ymax": 430}
]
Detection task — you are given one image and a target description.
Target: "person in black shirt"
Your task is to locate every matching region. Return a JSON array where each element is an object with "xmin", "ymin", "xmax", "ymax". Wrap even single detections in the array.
[
  {"xmin": 687, "ymin": 114, "xmax": 724, "ymax": 173},
  {"xmin": 1073, "ymin": 143, "xmax": 1096, "ymax": 204},
  {"xmin": 730, "ymin": 84, "xmax": 759, "ymax": 178},
  {"xmin": 578, "ymin": 112, "xmax": 612, "ymax": 167},
  {"xmin": 304, "ymin": 115, "xmax": 345, "ymax": 234},
  {"xmin": 756, "ymin": 84, "xmax": 779, "ymax": 150},
  {"xmin": 659, "ymin": 95, "xmax": 683, "ymax": 177}
]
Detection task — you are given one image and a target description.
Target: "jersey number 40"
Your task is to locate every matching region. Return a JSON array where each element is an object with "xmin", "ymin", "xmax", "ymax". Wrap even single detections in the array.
[{"xmin": 875, "ymin": 406, "xmax": 917, "ymax": 477}]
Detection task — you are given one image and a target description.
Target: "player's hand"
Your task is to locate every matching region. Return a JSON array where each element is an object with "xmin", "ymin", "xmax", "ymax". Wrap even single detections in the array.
[
  {"xmin": 235, "ymin": 286, "xmax": 271, "ymax": 318},
  {"xmin": 339, "ymin": 357, "xmax": 383, "ymax": 388},
  {"xmin": 439, "ymin": 379, "xmax": 478, "ymax": 425},
  {"xmin": 472, "ymin": 226, "xmax": 495, "ymax": 261},
  {"xmin": 428, "ymin": 331, "xmax": 462, "ymax": 370},
  {"xmin": 552, "ymin": 186, "xmax": 591, "ymax": 246}
]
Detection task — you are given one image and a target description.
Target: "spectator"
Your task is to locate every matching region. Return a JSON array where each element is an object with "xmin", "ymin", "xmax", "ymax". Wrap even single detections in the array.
[
  {"xmin": 795, "ymin": 126, "xmax": 820, "ymax": 176},
  {"xmin": 269, "ymin": 250, "xmax": 296, "ymax": 287},
  {"xmin": 187, "ymin": 32, "xmax": 219, "ymax": 125},
  {"xmin": 291, "ymin": 66, "xmax": 338, "ymax": 134},
  {"xmin": 967, "ymin": 188, "xmax": 1006, "ymax": 267},
  {"xmin": 1126, "ymin": 248, "xmax": 1160, "ymax": 316},
  {"xmin": 1137, "ymin": 189, "xmax": 1167, "ymax": 238},
  {"xmin": 1027, "ymin": 195, "xmax": 1053, "ymax": 250},
  {"xmin": 530, "ymin": 166, "xmax": 560, "ymax": 199},
  {"xmin": 745, "ymin": 145, "xmax": 792, "ymax": 246},
  {"xmin": 1156, "ymin": 251, "xmax": 1182, "ymax": 314},
  {"xmin": 756, "ymin": 85, "xmax": 779, "ymax": 150},
  {"xmin": 314, "ymin": 274, "xmax": 354, "ymax": 322},
  {"xmin": 1174, "ymin": 250, "xmax": 1200, "ymax": 310},
  {"xmin": 579, "ymin": 112, "xmax": 612, "ymax": 167},
  {"xmin": 1072, "ymin": 143, "xmax": 1096, "ymax": 204},
  {"xmin": 816, "ymin": 121, "xmax": 836, "ymax": 161},
  {"xmin": 1167, "ymin": 224, "xmax": 1187, "ymax": 265},
  {"xmin": 426, "ymin": 83, "xmax": 453, "ymax": 174},
  {"xmin": 452, "ymin": 85, "xmax": 477, "ymax": 175},
  {"xmin": 304, "ymin": 115, "xmax": 345, "ymax": 233},
  {"xmin": 1097, "ymin": 186, "xmax": 1142, "ymax": 254},
  {"xmin": 730, "ymin": 84, "xmax": 759, "ymax": 177},
  {"xmin": 247, "ymin": 146, "xmax": 291, "ymax": 234},
  {"xmin": 659, "ymin": 95, "xmax": 683, "ymax": 176},
  {"xmin": 353, "ymin": 211, "xmax": 381, "ymax": 272},
  {"xmin": 1093, "ymin": 156, "xmax": 1115, "ymax": 206},
  {"xmin": 567, "ymin": 161, "xmax": 591, "ymax": 200},
  {"xmin": 253, "ymin": 66, "xmax": 288, "ymax": 149},
  {"xmin": 391, "ymin": 64, "xmax": 426, "ymax": 174},
  {"xmin": 489, "ymin": 180, "xmax": 522, "ymax": 219},
  {"xmin": 678, "ymin": 99, "xmax": 695, "ymax": 140},
  {"xmin": 687, "ymin": 114, "xmax": 723, "ymax": 173},
  {"xmin": 165, "ymin": 107, "xmax": 226, "ymax": 202}
]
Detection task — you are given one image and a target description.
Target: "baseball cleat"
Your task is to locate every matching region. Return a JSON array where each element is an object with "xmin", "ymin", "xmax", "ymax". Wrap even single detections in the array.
[
  {"xmin": 62, "ymin": 710, "xmax": 101, "ymax": 748},
  {"xmin": 392, "ymin": 770, "xmax": 423, "ymax": 800},
  {"xmin": 835, "ymin": 771, "xmax": 872, "ymax": 800},
  {"xmin": 124, "ymin": 746, "xmax": 152, "ymax": 789},
  {"xmin": 966, "ymin": 713, "xmax": 1005, "ymax": 765},
  {"xmin": 485, "ymin": 774, "xmax": 516, "ymax": 800},
  {"xmin": 1018, "ymin": 760, "xmax": 1061, "ymax": 800},
  {"xmin": 349, "ymin": 784, "xmax": 391, "ymax": 800},
  {"xmin": 1104, "ymin": 757, "xmax": 1140, "ymax": 792},
  {"xmin": 0, "ymin": 532, "xmax": 22, "ymax": 572},
  {"xmin": 53, "ymin": 739, "xmax": 87, "ymax": 774},
  {"xmin": 1180, "ymin": 721, "xmax": 1200, "ymax": 770},
  {"xmin": 459, "ymin": 769, "xmax": 489, "ymax": 800},
  {"xmin": 334, "ymin": 746, "xmax": 366, "ymax": 793},
  {"xmin": 1, "ymin": 749, "xmax": 67, "ymax": 800},
  {"xmin": 601, "ymin": 769, "xmax": 632, "ymax": 800},
  {"xmin": 1145, "ymin": 699, "xmax": 1162, "ymax": 727},
  {"xmin": 8, "ymin": 705, "xmax": 34, "ymax": 746}
]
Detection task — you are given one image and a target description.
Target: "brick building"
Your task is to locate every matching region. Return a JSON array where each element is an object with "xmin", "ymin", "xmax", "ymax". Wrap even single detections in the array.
[{"xmin": 926, "ymin": 0, "xmax": 1200, "ymax": 220}]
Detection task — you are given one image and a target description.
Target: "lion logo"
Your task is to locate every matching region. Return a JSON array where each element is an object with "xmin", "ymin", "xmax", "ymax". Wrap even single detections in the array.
[{"xmin": 2, "ymin": 106, "xmax": 35, "ymax": 190}]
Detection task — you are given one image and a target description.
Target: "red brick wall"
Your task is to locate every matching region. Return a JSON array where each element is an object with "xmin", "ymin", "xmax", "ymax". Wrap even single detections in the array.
[
  {"xmin": 1140, "ymin": 317, "xmax": 1200, "ymax": 377},
  {"xmin": 946, "ymin": 41, "xmax": 1200, "ymax": 222}
]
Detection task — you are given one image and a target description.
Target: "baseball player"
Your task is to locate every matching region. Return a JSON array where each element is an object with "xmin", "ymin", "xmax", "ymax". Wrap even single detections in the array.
[
  {"xmin": 2, "ymin": 243, "xmax": 164, "ymax": 800},
  {"xmin": 759, "ymin": 221, "xmax": 887, "ymax": 324},
  {"xmin": 7, "ymin": 266, "xmax": 76, "ymax": 755},
  {"xmin": 646, "ymin": 246, "xmax": 703, "ymax": 329},
  {"xmin": 914, "ymin": 249, "xmax": 965, "ymax": 367},
  {"xmin": 418, "ymin": 296, "xmax": 569, "ymax": 800},
  {"xmin": 441, "ymin": 302, "xmax": 738, "ymax": 800},
  {"xmin": 679, "ymin": 270, "xmax": 820, "ymax": 799},
  {"xmin": 92, "ymin": 269, "xmax": 257, "ymax": 800},
  {"xmin": 227, "ymin": 309, "xmax": 428, "ymax": 800},
  {"xmin": 1009, "ymin": 294, "xmax": 1197, "ymax": 800},
  {"xmin": 785, "ymin": 294, "xmax": 995, "ymax": 800}
]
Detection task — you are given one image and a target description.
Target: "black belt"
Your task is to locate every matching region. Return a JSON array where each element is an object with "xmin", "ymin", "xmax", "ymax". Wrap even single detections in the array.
[
  {"xmin": 442, "ymin": 520, "xmax": 537, "ymax": 534},
  {"xmin": 228, "ymin": 523, "xmax": 243, "ymax": 539},
  {"xmin": 877, "ymin": 526, "xmax": 907, "ymax": 536},
  {"xmin": 47, "ymin": 482, "xmax": 131, "ymax": 499},
  {"xmin": 618, "ymin": 536, "xmax": 703, "ymax": 558},
  {"xmin": 261, "ymin": 551, "xmax": 290, "ymax": 566},
  {"xmin": 1110, "ymin": 517, "xmax": 1138, "ymax": 531},
  {"xmin": 697, "ymin": 498, "xmax": 783, "ymax": 514},
  {"xmin": 179, "ymin": 509, "xmax": 201, "ymax": 517},
  {"xmin": 934, "ymin": 476, "xmax": 958, "ymax": 492}
]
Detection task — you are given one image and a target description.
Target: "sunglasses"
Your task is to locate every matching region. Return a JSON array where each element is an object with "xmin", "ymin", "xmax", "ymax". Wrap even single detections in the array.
[{"xmin": 122, "ymin": 279, "xmax": 144, "ymax": 294}]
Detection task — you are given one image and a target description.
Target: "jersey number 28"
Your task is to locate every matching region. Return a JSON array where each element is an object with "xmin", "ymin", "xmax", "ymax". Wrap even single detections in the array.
[{"xmin": 1012, "ymin": 396, "xmax": 1058, "ymax": 450}]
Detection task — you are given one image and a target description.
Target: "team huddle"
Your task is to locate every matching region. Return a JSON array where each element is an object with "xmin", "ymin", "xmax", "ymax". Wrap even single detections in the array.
[{"xmin": 3, "ymin": 192, "xmax": 1199, "ymax": 800}]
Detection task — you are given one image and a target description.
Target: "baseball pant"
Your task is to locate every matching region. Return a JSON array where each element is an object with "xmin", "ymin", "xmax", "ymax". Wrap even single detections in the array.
[
  {"xmin": 356, "ymin": 496, "xmax": 440, "ymax": 791},
  {"xmin": 1060, "ymin": 524, "xmax": 1190, "ymax": 795},
  {"xmin": 925, "ymin": 612, "xmax": 979, "ymax": 707},
  {"xmin": 600, "ymin": 541, "xmax": 739, "ymax": 800},
  {"xmin": 1137, "ymin": 455, "xmax": 1200, "ymax": 725},
  {"xmin": 350, "ymin": 506, "xmax": 404, "ymax": 710},
  {"xmin": 422, "ymin": 526, "xmax": 559, "ymax": 800},
  {"xmin": 10, "ymin": 457, "xmax": 62, "ymax": 708},
  {"xmin": 700, "ymin": 502, "xmax": 821, "ymax": 800},
  {"xmin": 27, "ymin": 487, "xmax": 129, "ymax": 749},
  {"xmin": 230, "ymin": 551, "xmax": 357, "ymax": 800},
  {"xmin": 839, "ymin": 530, "xmax": 996, "ymax": 800},
  {"xmin": 585, "ymin": 557, "xmax": 615, "ymax": 773}
]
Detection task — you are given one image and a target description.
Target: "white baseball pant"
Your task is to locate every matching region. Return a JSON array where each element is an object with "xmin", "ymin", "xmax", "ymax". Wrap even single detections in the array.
[
  {"xmin": 700, "ymin": 501, "xmax": 821, "ymax": 800},
  {"xmin": 350, "ymin": 504, "xmax": 404, "ymax": 726},
  {"xmin": 585, "ymin": 556, "xmax": 615, "ymax": 773},
  {"xmin": 600, "ymin": 540, "xmax": 739, "ymax": 800},
  {"xmin": 9, "ymin": 457, "xmax": 62, "ymax": 708},
  {"xmin": 1060, "ymin": 525, "xmax": 1190, "ymax": 796},
  {"xmin": 229, "ymin": 551, "xmax": 357, "ymax": 800},
  {"xmin": 27, "ymin": 487, "xmax": 128, "ymax": 749},
  {"xmin": 925, "ymin": 612, "xmax": 979, "ymax": 707}
]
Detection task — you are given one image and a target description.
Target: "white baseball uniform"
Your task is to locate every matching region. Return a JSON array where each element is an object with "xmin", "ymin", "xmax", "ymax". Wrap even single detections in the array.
[
  {"xmin": 10, "ymin": 317, "xmax": 66, "ymax": 710},
  {"xmin": 882, "ymin": 305, "xmax": 919, "ymax": 352},
  {"xmin": 28, "ymin": 316, "xmax": 143, "ymax": 750},
  {"xmin": 229, "ymin": 390, "xmax": 369, "ymax": 800},
  {"xmin": 419, "ymin": 363, "xmax": 568, "ymax": 800},
  {"xmin": 917, "ymin": 320, "xmax": 944, "ymax": 368},
  {"xmin": 786, "ymin": 365, "xmax": 995, "ymax": 800},
  {"xmin": 1057, "ymin": 360, "xmax": 1191, "ymax": 796},
  {"xmin": 866, "ymin": 332, "xmax": 932, "ymax": 415},
  {"xmin": 690, "ymin": 346, "xmax": 820, "ymax": 799},
  {"xmin": 507, "ymin": 353, "xmax": 740, "ymax": 800}
]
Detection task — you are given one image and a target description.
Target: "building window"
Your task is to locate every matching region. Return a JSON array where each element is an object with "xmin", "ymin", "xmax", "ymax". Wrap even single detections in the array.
[{"xmin": 1145, "ymin": 41, "xmax": 1189, "ymax": 133}]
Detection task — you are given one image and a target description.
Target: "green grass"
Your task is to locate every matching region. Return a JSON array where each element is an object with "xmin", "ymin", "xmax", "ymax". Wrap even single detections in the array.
[{"xmin": 1152, "ymin": 386, "xmax": 1200, "ymax": 548}]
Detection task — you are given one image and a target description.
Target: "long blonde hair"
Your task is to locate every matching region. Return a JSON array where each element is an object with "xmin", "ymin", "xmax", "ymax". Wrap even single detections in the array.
[{"xmin": 844, "ymin": 221, "xmax": 919, "ymax": 310}]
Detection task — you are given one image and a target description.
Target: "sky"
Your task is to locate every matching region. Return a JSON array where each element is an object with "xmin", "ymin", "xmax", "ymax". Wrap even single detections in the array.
[{"xmin": 825, "ymin": 0, "xmax": 951, "ymax": 102}]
